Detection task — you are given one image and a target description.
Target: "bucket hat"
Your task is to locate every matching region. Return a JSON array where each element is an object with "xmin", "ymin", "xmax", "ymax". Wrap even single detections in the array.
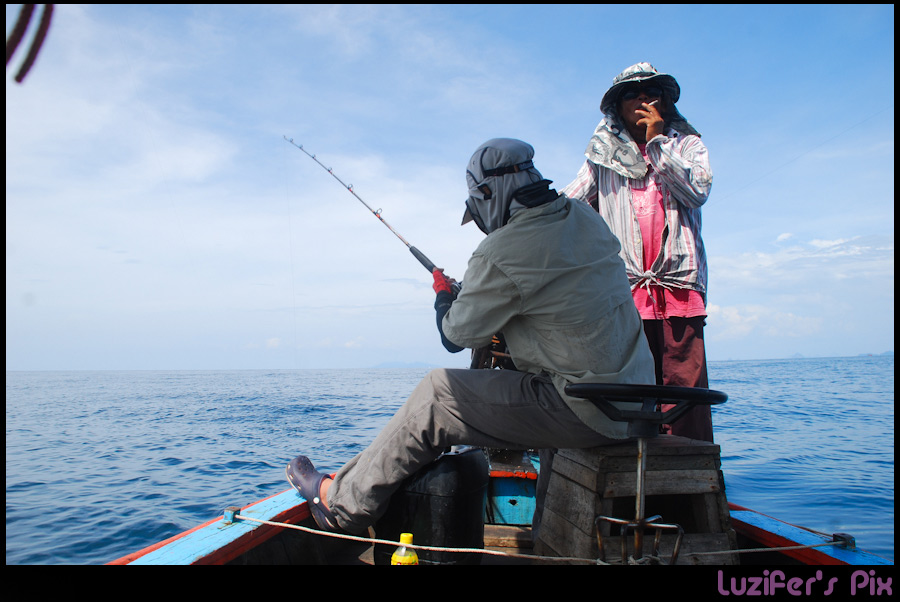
[
  {"xmin": 585, "ymin": 63, "xmax": 699, "ymax": 178},
  {"xmin": 600, "ymin": 62, "xmax": 680, "ymax": 115}
]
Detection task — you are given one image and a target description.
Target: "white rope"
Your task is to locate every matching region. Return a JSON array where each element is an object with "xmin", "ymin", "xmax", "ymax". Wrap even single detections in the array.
[
  {"xmin": 233, "ymin": 513, "xmax": 607, "ymax": 565},
  {"xmin": 233, "ymin": 513, "xmax": 855, "ymax": 565}
]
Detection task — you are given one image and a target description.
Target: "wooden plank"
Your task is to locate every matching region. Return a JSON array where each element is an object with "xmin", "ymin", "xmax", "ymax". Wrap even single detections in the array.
[
  {"xmin": 534, "ymin": 505, "xmax": 598, "ymax": 561},
  {"xmin": 653, "ymin": 529, "xmax": 738, "ymax": 566},
  {"xmin": 583, "ymin": 456, "xmax": 719, "ymax": 475},
  {"xmin": 556, "ymin": 439, "xmax": 722, "ymax": 475},
  {"xmin": 548, "ymin": 450, "xmax": 604, "ymax": 490},
  {"xmin": 602, "ymin": 469, "xmax": 722, "ymax": 498},
  {"xmin": 599, "ymin": 533, "xmax": 737, "ymax": 565},
  {"xmin": 543, "ymin": 471, "xmax": 601, "ymax": 534},
  {"xmin": 607, "ymin": 455, "xmax": 720, "ymax": 473},
  {"xmin": 559, "ymin": 436, "xmax": 720, "ymax": 461},
  {"xmin": 483, "ymin": 522, "xmax": 536, "ymax": 564},
  {"xmin": 483, "ymin": 524, "xmax": 532, "ymax": 549},
  {"xmin": 703, "ymin": 490, "xmax": 732, "ymax": 533}
]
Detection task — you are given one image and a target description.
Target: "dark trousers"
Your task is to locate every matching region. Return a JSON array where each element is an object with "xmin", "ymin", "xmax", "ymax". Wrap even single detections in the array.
[
  {"xmin": 642, "ymin": 317, "xmax": 714, "ymax": 442},
  {"xmin": 328, "ymin": 368, "xmax": 620, "ymax": 534}
]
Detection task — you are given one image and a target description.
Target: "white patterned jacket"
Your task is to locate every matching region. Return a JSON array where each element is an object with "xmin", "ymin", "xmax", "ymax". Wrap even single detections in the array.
[{"xmin": 562, "ymin": 125, "xmax": 712, "ymax": 299}]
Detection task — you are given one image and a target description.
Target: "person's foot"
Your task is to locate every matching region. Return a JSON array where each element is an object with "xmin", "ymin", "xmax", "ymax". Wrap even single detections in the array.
[{"xmin": 285, "ymin": 456, "xmax": 340, "ymax": 531}]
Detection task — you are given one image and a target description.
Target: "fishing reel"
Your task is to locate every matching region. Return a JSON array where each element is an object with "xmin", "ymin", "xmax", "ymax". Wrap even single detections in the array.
[{"xmin": 469, "ymin": 333, "xmax": 516, "ymax": 371}]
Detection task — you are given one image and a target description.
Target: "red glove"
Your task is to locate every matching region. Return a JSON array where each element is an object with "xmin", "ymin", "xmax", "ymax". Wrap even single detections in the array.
[{"xmin": 432, "ymin": 268, "xmax": 454, "ymax": 295}]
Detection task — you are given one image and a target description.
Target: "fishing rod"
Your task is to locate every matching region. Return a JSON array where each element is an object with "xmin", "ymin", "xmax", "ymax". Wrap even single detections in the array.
[{"xmin": 284, "ymin": 136, "xmax": 460, "ymax": 294}]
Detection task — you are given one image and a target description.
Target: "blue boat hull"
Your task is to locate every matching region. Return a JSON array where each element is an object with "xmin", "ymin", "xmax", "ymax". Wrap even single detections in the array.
[{"xmin": 111, "ymin": 452, "xmax": 891, "ymax": 566}]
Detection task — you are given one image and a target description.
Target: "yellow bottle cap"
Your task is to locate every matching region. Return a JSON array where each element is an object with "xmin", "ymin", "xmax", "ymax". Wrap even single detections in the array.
[{"xmin": 399, "ymin": 533, "xmax": 414, "ymax": 545}]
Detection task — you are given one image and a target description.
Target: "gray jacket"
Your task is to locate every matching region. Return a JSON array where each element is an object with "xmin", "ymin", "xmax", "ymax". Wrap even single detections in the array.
[{"xmin": 443, "ymin": 195, "xmax": 655, "ymax": 438}]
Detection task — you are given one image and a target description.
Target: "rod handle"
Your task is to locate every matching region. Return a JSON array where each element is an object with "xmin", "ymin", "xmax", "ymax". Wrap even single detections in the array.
[
  {"xmin": 410, "ymin": 246, "xmax": 462, "ymax": 295},
  {"xmin": 409, "ymin": 246, "xmax": 436, "ymax": 273}
]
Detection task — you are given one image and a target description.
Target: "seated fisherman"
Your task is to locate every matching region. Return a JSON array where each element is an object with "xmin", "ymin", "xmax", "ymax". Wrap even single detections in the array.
[{"xmin": 286, "ymin": 138, "xmax": 655, "ymax": 535}]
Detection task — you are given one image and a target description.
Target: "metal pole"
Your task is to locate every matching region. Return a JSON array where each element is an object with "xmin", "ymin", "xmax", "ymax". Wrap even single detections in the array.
[{"xmin": 634, "ymin": 437, "xmax": 648, "ymax": 559}]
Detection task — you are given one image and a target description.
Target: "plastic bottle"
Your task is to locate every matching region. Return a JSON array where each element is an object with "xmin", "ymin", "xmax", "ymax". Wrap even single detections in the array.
[{"xmin": 390, "ymin": 533, "xmax": 419, "ymax": 565}]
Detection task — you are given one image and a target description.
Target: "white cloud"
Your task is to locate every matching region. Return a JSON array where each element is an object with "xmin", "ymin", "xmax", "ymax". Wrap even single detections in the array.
[
  {"xmin": 711, "ymin": 235, "xmax": 893, "ymax": 293},
  {"xmin": 705, "ymin": 234, "xmax": 893, "ymax": 359},
  {"xmin": 5, "ymin": 5, "xmax": 894, "ymax": 369},
  {"xmin": 808, "ymin": 238, "xmax": 852, "ymax": 249},
  {"xmin": 343, "ymin": 337, "xmax": 364, "ymax": 349},
  {"xmin": 707, "ymin": 304, "xmax": 823, "ymax": 340}
]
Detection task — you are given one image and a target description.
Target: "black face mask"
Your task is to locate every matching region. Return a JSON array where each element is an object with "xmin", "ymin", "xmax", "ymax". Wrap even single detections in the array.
[
  {"xmin": 513, "ymin": 180, "xmax": 557, "ymax": 208},
  {"xmin": 465, "ymin": 179, "xmax": 557, "ymax": 235}
]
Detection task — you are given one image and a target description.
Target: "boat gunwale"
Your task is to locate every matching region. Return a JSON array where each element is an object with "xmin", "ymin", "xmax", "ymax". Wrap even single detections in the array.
[
  {"xmin": 110, "ymin": 471, "xmax": 892, "ymax": 565},
  {"xmin": 109, "ymin": 489, "xmax": 312, "ymax": 565},
  {"xmin": 727, "ymin": 503, "xmax": 892, "ymax": 566}
]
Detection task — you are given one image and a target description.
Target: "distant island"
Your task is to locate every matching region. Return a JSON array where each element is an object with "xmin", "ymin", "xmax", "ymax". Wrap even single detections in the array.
[
  {"xmin": 372, "ymin": 361, "xmax": 443, "ymax": 369},
  {"xmin": 715, "ymin": 351, "xmax": 892, "ymax": 362},
  {"xmin": 791, "ymin": 351, "xmax": 893, "ymax": 359},
  {"xmin": 375, "ymin": 352, "xmax": 893, "ymax": 369}
]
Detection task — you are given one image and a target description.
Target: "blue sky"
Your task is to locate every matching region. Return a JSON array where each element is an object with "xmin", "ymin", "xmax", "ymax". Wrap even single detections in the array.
[{"xmin": 6, "ymin": 4, "xmax": 894, "ymax": 370}]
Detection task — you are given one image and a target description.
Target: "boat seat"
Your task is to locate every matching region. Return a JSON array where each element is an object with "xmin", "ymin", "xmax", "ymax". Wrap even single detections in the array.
[
  {"xmin": 534, "ymin": 383, "xmax": 736, "ymax": 565},
  {"xmin": 564, "ymin": 382, "xmax": 727, "ymax": 439}
]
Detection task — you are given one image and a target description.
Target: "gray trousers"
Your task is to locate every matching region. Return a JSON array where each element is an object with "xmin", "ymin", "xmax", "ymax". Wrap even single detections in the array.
[{"xmin": 327, "ymin": 368, "xmax": 623, "ymax": 534}]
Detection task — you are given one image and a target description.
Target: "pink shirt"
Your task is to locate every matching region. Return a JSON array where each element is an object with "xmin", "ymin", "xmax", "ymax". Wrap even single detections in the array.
[{"xmin": 631, "ymin": 144, "xmax": 706, "ymax": 320}]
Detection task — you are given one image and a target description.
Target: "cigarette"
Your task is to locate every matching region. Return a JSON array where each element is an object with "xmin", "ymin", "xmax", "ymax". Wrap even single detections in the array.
[{"xmin": 648, "ymin": 100, "xmax": 659, "ymax": 107}]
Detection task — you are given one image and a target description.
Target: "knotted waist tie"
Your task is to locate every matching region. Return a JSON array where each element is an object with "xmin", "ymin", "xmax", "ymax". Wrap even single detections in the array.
[{"xmin": 632, "ymin": 271, "xmax": 674, "ymax": 307}]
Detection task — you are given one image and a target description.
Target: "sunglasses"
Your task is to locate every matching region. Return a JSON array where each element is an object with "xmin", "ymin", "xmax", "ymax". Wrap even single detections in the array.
[{"xmin": 619, "ymin": 86, "xmax": 663, "ymax": 101}]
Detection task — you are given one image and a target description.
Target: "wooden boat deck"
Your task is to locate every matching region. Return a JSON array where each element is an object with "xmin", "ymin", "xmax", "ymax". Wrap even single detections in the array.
[
  {"xmin": 221, "ymin": 518, "xmax": 537, "ymax": 565},
  {"xmin": 324, "ymin": 524, "xmax": 537, "ymax": 565}
]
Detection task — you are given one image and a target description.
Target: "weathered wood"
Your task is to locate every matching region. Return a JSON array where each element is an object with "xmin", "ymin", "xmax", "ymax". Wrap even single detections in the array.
[
  {"xmin": 548, "ymin": 449, "xmax": 604, "ymax": 490},
  {"xmin": 536, "ymin": 524, "xmax": 736, "ymax": 565},
  {"xmin": 544, "ymin": 469, "xmax": 601, "ymax": 533},
  {"xmin": 561, "ymin": 436, "xmax": 720, "ymax": 458},
  {"xmin": 483, "ymin": 524, "xmax": 532, "ymax": 549},
  {"xmin": 599, "ymin": 533, "xmax": 738, "ymax": 566},
  {"xmin": 534, "ymin": 505, "xmax": 598, "ymax": 561},
  {"xmin": 537, "ymin": 435, "xmax": 737, "ymax": 565},
  {"xmin": 602, "ymin": 468, "xmax": 722, "ymax": 497},
  {"xmin": 558, "ymin": 437, "xmax": 721, "ymax": 471}
]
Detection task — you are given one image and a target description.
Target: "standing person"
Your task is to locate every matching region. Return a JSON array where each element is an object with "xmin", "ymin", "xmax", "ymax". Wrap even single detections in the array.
[
  {"xmin": 286, "ymin": 138, "xmax": 655, "ymax": 535},
  {"xmin": 563, "ymin": 62, "xmax": 714, "ymax": 442}
]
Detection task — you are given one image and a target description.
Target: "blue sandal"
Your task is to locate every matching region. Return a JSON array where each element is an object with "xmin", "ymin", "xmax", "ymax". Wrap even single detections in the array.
[{"xmin": 285, "ymin": 455, "xmax": 340, "ymax": 531}]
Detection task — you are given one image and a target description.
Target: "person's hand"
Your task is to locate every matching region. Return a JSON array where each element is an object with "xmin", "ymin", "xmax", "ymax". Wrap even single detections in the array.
[
  {"xmin": 432, "ymin": 268, "xmax": 456, "ymax": 295},
  {"xmin": 636, "ymin": 100, "xmax": 665, "ymax": 141}
]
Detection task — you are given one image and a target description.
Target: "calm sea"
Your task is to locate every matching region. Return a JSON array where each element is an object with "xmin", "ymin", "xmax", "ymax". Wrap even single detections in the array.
[{"xmin": 5, "ymin": 356, "xmax": 894, "ymax": 565}]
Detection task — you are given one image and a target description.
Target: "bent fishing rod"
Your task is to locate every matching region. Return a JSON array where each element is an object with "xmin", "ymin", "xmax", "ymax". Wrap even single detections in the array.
[{"xmin": 284, "ymin": 136, "xmax": 460, "ymax": 294}]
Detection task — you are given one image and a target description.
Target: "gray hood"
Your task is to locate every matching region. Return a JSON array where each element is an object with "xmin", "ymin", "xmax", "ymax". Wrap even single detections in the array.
[{"xmin": 462, "ymin": 138, "xmax": 550, "ymax": 234}]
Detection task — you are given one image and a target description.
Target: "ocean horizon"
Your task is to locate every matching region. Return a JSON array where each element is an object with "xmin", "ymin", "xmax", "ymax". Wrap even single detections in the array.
[{"xmin": 6, "ymin": 354, "xmax": 894, "ymax": 564}]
